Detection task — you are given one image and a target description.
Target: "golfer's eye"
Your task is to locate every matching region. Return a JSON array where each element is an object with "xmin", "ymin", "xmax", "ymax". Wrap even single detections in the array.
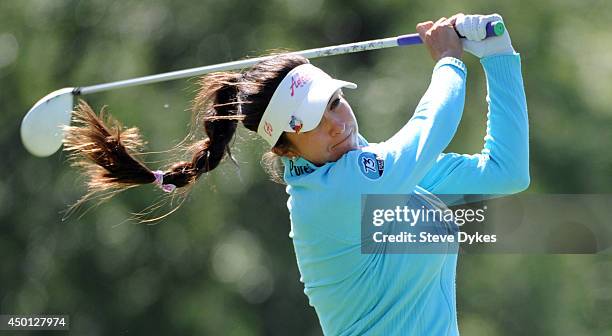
[{"xmin": 330, "ymin": 98, "xmax": 341, "ymax": 110}]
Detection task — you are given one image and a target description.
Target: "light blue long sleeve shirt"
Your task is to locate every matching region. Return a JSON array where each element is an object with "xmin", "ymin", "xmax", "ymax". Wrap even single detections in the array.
[{"xmin": 282, "ymin": 54, "xmax": 529, "ymax": 335}]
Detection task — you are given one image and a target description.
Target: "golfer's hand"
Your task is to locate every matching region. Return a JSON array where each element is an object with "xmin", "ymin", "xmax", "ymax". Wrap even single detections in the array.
[
  {"xmin": 416, "ymin": 17, "xmax": 463, "ymax": 62},
  {"xmin": 454, "ymin": 13, "xmax": 515, "ymax": 58}
]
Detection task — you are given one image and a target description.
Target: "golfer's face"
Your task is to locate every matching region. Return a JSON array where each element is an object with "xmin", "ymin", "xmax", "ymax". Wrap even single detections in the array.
[{"xmin": 285, "ymin": 89, "xmax": 359, "ymax": 166}]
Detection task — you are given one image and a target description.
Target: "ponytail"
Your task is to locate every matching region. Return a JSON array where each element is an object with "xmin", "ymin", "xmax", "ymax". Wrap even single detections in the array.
[
  {"xmin": 62, "ymin": 73, "xmax": 244, "ymax": 219},
  {"xmin": 63, "ymin": 101, "xmax": 157, "ymax": 192},
  {"xmin": 62, "ymin": 53, "xmax": 309, "ymax": 220},
  {"xmin": 163, "ymin": 72, "xmax": 243, "ymax": 187}
]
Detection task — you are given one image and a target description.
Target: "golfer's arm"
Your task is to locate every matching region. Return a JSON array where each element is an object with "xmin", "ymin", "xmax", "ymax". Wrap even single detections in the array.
[
  {"xmin": 379, "ymin": 57, "xmax": 466, "ymax": 189},
  {"xmin": 418, "ymin": 54, "xmax": 530, "ymax": 194}
]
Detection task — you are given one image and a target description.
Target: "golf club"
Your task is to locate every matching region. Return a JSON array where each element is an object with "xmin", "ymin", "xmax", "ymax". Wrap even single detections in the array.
[{"xmin": 20, "ymin": 21, "xmax": 504, "ymax": 157}]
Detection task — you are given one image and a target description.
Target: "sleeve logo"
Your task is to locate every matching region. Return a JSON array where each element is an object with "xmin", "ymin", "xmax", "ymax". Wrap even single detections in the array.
[{"xmin": 358, "ymin": 152, "xmax": 384, "ymax": 180}]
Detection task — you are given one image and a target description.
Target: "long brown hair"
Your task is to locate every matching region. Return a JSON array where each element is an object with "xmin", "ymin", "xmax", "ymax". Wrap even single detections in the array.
[{"xmin": 62, "ymin": 54, "xmax": 309, "ymax": 222}]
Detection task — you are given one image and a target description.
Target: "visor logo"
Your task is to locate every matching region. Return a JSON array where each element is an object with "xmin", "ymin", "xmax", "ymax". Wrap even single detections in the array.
[
  {"xmin": 289, "ymin": 116, "xmax": 303, "ymax": 133},
  {"xmin": 263, "ymin": 121, "xmax": 273, "ymax": 136},
  {"xmin": 290, "ymin": 73, "xmax": 312, "ymax": 97}
]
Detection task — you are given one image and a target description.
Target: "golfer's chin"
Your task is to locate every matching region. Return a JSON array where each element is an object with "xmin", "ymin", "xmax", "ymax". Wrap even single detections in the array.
[{"xmin": 328, "ymin": 134, "xmax": 359, "ymax": 162}]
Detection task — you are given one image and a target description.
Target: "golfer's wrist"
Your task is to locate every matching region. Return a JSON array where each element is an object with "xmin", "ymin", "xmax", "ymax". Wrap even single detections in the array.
[
  {"xmin": 487, "ymin": 47, "xmax": 517, "ymax": 58},
  {"xmin": 437, "ymin": 50, "xmax": 463, "ymax": 61},
  {"xmin": 434, "ymin": 57, "xmax": 467, "ymax": 75}
]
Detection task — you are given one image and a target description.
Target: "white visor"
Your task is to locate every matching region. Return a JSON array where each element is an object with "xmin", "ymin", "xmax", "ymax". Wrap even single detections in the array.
[{"xmin": 257, "ymin": 63, "xmax": 357, "ymax": 147}]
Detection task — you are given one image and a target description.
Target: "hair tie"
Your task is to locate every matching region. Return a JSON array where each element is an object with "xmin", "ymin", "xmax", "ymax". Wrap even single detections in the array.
[{"xmin": 152, "ymin": 170, "xmax": 176, "ymax": 193}]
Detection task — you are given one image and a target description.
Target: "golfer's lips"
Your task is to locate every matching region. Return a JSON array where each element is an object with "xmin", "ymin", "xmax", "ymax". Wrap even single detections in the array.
[{"xmin": 331, "ymin": 128, "xmax": 353, "ymax": 151}]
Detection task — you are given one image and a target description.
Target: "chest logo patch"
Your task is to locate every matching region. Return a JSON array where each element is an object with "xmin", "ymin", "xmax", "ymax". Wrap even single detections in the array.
[{"xmin": 358, "ymin": 152, "xmax": 384, "ymax": 180}]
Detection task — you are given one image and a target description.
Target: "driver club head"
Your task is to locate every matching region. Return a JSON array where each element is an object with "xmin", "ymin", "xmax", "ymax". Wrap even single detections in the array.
[{"xmin": 20, "ymin": 88, "xmax": 76, "ymax": 157}]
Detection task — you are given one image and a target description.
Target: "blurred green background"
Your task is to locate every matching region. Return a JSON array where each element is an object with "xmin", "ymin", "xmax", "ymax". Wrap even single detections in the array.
[{"xmin": 2, "ymin": 0, "xmax": 612, "ymax": 335}]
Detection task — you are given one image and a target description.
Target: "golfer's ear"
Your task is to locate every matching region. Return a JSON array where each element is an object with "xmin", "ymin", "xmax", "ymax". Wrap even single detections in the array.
[{"xmin": 272, "ymin": 146, "xmax": 299, "ymax": 158}]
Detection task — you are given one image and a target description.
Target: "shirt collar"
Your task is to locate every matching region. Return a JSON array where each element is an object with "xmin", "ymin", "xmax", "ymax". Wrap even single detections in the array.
[
  {"xmin": 282, "ymin": 156, "xmax": 318, "ymax": 180},
  {"xmin": 281, "ymin": 133, "xmax": 369, "ymax": 182}
]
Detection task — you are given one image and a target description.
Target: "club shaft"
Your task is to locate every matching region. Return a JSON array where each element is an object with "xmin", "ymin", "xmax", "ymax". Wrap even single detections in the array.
[
  {"xmin": 77, "ymin": 21, "xmax": 503, "ymax": 95},
  {"xmin": 77, "ymin": 37, "xmax": 401, "ymax": 95}
]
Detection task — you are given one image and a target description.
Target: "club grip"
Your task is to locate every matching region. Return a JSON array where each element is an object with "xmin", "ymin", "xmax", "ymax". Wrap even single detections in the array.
[
  {"xmin": 483, "ymin": 21, "xmax": 506, "ymax": 38},
  {"xmin": 397, "ymin": 21, "xmax": 505, "ymax": 46}
]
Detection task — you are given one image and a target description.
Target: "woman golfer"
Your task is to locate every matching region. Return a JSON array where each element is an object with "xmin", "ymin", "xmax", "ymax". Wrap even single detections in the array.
[{"xmin": 65, "ymin": 13, "xmax": 529, "ymax": 336}]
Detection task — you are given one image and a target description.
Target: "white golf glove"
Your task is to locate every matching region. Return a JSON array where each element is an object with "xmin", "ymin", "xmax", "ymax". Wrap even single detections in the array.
[{"xmin": 455, "ymin": 14, "xmax": 515, "ymax": 58}]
